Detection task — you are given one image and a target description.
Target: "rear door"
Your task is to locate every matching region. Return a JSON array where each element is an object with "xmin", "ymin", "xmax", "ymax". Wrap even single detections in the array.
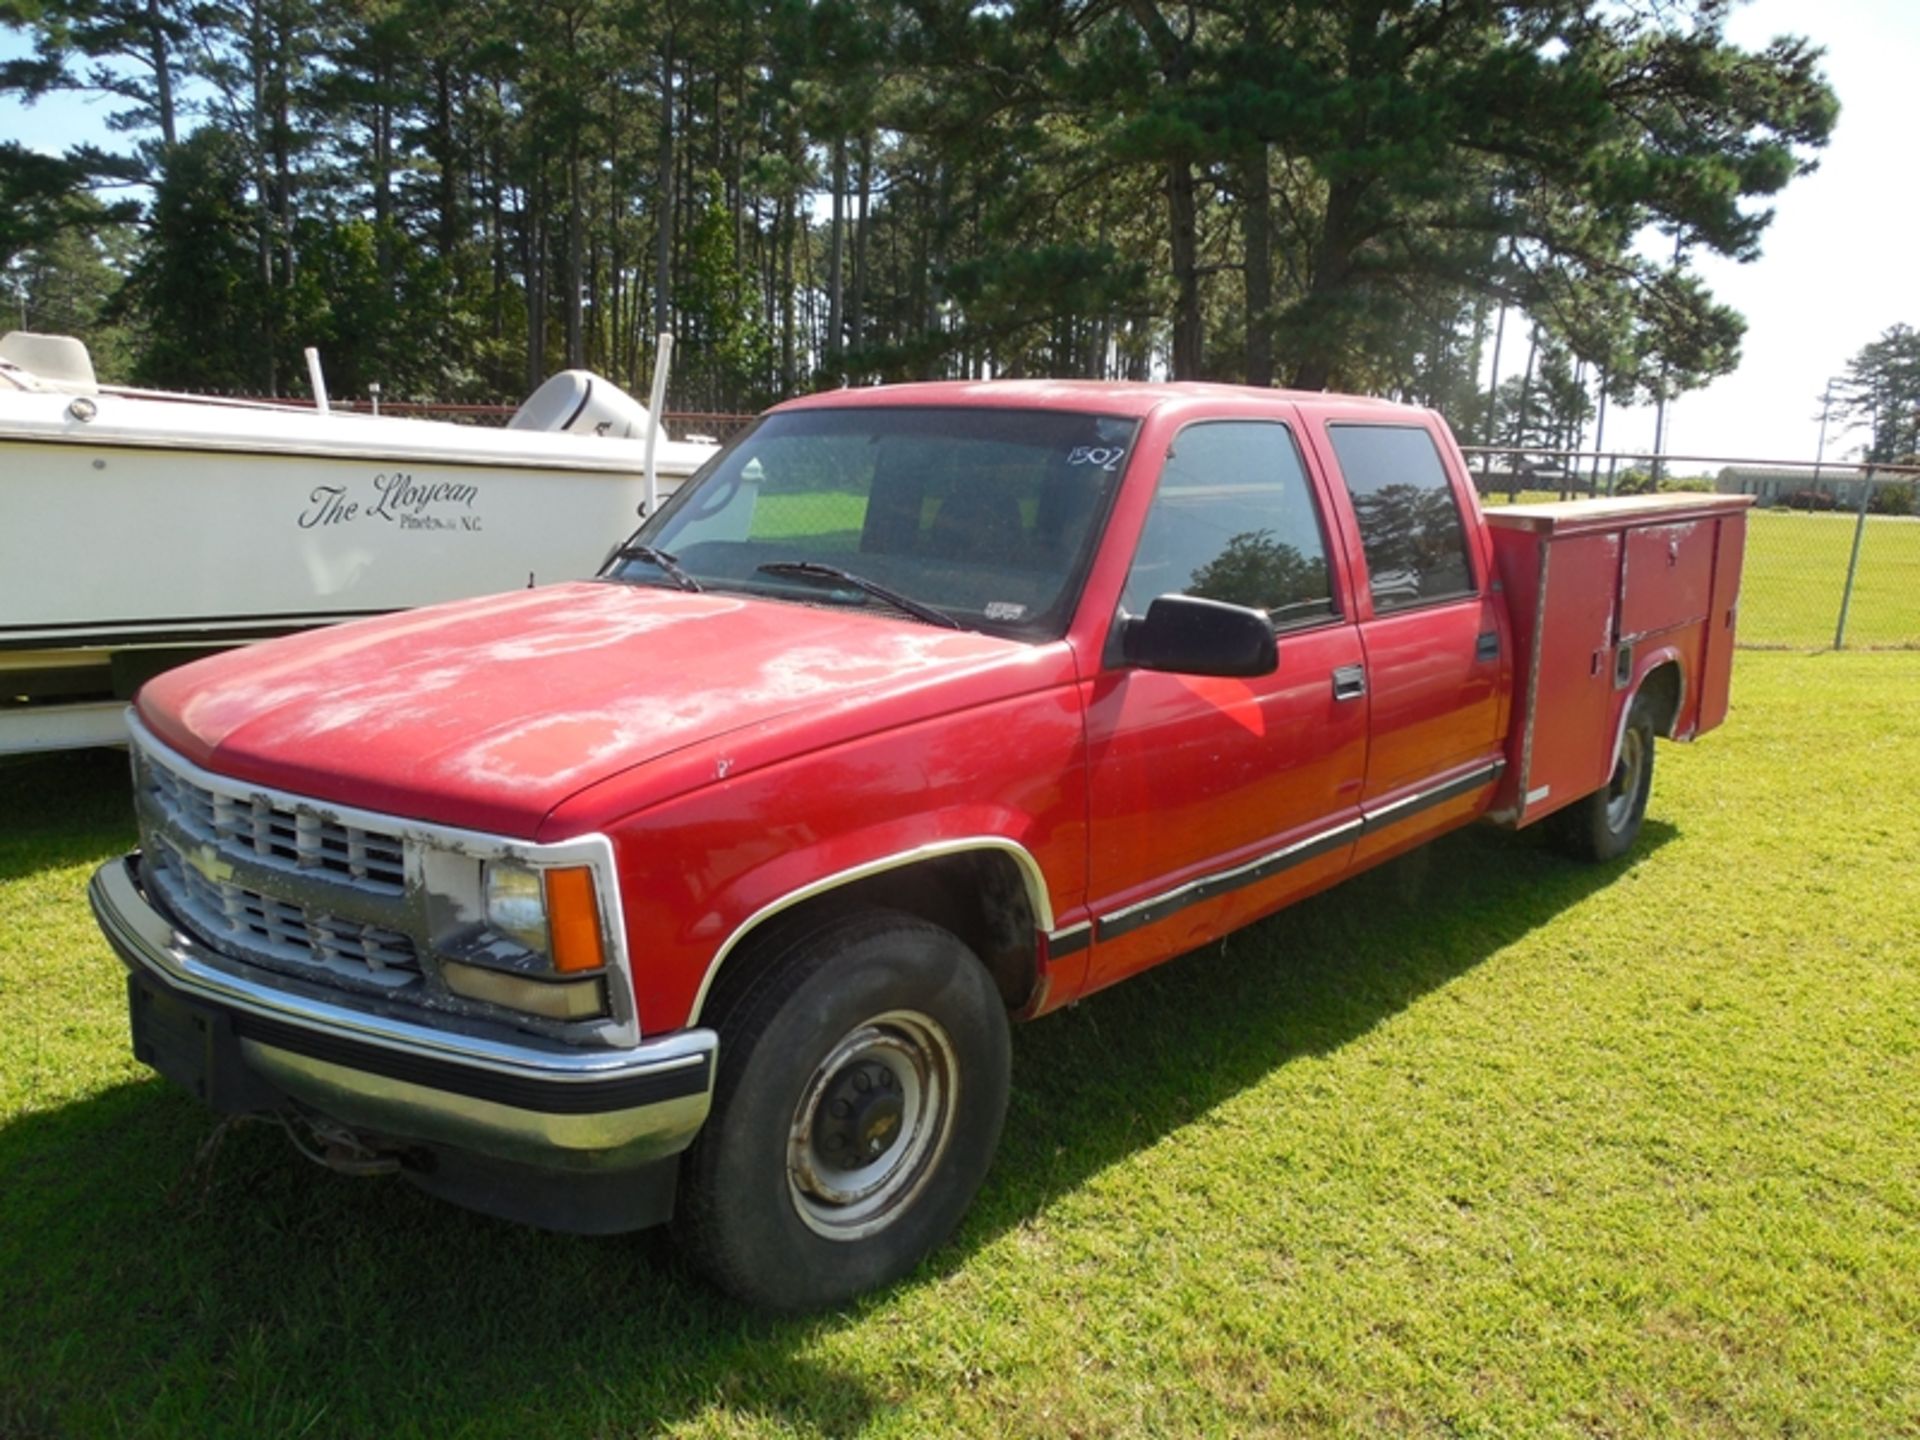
[
  {"xmin": 1310, "ymin": 419, "xmax": 1507, "ymax": 862},
  {"xmin": 1078, "ymin": 417, "xmax": 1368, "ymax": 991}
]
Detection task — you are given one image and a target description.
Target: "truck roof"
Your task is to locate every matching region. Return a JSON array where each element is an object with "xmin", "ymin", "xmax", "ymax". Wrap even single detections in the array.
[{"xmin": 772, "ymin": 378, "xmax": 1423, "ymax": 420}]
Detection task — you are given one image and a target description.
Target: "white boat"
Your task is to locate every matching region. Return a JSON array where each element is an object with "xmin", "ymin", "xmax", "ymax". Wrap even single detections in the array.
[{"xmin": 0, "ymin": 331, "xmax": 721, "ymax": 754}]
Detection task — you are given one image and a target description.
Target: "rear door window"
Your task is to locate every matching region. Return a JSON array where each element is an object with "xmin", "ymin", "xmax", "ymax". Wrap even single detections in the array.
[{"xmin": 1326, "ymin": 424, "xmax": 1476, "ymax": 612}]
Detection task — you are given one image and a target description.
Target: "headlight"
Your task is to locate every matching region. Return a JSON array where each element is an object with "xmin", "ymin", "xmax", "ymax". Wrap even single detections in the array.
[
  {"xmin": 481, "ymin": 860, "xmax": 608, "ymax": 975},
  {"xmin": 484, "ymin": 861, "xmax": 549, "ymax": 954},
  {"xmin": 431, "ymin": 855, "xmax": 615, "ymax": 1026}
]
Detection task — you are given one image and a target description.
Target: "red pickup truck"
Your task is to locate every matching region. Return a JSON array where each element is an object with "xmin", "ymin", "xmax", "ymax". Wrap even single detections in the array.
[{"xmin": 90, "ymin": 381, "xmax": 1750, "ymax": 1309}]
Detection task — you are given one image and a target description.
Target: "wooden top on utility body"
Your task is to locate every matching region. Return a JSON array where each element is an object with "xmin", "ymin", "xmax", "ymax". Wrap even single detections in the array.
[{"xmin": 1483, "ymin": 491, "xmax": 1755, "ymax": 537}]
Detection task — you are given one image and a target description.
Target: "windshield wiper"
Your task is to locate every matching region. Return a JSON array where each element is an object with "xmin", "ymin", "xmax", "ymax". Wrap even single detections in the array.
[
  {"xmin": 610, "ymin": 543, "xmax": 703, "ymax": 593},
  {"xmin": 755, "ymin": 561, "xmax": 961, "ymax": 630}
]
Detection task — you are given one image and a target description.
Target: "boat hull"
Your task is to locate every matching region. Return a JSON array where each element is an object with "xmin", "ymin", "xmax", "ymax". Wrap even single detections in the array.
[
  {"xmin": 1, "ymin": 432, "xmax": 707, "ymax": 753},
  {"xmin": 3, "ymin": 437, "xmax": 697, "ymax": 649}
]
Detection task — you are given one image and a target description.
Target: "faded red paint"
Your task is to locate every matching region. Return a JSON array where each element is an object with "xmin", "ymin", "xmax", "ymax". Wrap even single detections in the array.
[{"xmin": 134, "ymin": 384, "xmax": 1753, "ymax": 1036}]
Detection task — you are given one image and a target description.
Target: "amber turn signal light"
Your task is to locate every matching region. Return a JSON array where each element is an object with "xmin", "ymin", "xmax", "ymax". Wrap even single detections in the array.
[{"xmin": 543, "ymin": 865, "xmax": 606, "ymax": 974}]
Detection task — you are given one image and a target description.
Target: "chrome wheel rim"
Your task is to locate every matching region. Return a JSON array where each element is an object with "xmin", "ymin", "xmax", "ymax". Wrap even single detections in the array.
[
  {"xmin": 1606, "ymin": 727, "xmax": 1647, "ymax": 832},
  {"xmin": 787, "ymin": 1009, "xmax": 958, "ymax": 1241}
]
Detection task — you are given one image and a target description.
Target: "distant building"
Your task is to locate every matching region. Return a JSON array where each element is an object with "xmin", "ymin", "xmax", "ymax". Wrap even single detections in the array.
[{"xmin": 1716, "ymin": 466, "xmax": 1870, "ymax": 507}]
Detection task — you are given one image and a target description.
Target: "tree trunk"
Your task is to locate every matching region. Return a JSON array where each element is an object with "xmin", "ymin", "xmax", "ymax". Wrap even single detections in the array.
[
  {"xmin": 526, "ymin": 185, "xmax": 547, "ymax": 393},
  {"xmin": 849, "ymin": 131, "xmax": 871, "ymax": 364},
  {"xmin": 1288, "ymin": 175, "xmax": 1370, "ymax": 390},
  {"xmin": 146, "ymin": 0, "xmax": 176, "ymax": 147},
  {"xmin": 373, "ymin": 83, "xmax": 393, "ymax": 285},
  {"xmin": 1168, "ymin": 156, "xmax": 1201, "ymax": 380},
  {"xmin": 825, "ymin": 135, "xmax": 847, "ymax": 369},
  {"xmin": 1483, "ymin": 301, "xmax": 1507, "ymax": 453},
  {"xmin": 434, "ymin": 62, "xmax": 459, "ymax": 268},
  {"xmin": 731, "ymin": 59, "xmax": 746, "ymax": 314},
  {"xmin": 779, "ymin": 185, "xmax": 796, "ymax": 394},
  {"xmin": 565, "ymin": 142, "xmax": 584, "ymax": 368},
  {"xmin": 1241, "ymin": 143, "xmax": 1273, "ymax": 387},
  {"xmin": 652, "ymin": 40, "xmax": 676, "ymax": 339},
  {"xmin": 488, "ymin": 134, "xmax": 506, "ymax": 347},
  {"xmin": 608, "ymin": 105, "xmax": 623, "ymax": 386},
  {"xmin": 1512, "ymin": 323, "xmax": 1539, "ymax": 500},
  {"xmin": 250, "ymin": 0, "xmax": 276, "ymax": 394}
]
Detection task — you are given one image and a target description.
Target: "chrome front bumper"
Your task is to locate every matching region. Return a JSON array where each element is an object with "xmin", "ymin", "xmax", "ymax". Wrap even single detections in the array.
[{"xmin": 90, "ymin": 853, "xmax": 717, "ymax": 1177}]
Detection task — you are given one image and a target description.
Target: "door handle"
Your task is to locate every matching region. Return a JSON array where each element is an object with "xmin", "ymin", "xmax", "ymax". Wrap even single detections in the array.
[
  {"xmin": 1332, "ymin": 664, "xmax": 1367, "ymax": 701},
  {"xmin": 1476, "ymin": 630, "xmax": 1500, "ymax": 662}
]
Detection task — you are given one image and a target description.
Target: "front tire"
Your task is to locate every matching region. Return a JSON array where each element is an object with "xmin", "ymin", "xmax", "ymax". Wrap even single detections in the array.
[
  {"xmin": 673, "ymin": 910, "xmax": 1011, "ymax": 1311},
  {"xmin": 1550, "ymin": 692, "xmax": 1657, "ymax": 862}
]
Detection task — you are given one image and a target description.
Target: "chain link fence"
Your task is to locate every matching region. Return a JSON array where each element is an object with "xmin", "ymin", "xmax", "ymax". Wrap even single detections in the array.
[
  {"xmin": 164, "ymin": 400, "xmax": 1920, "ymax": 649},
  {"xmin": 1460, "ymin": 447, "xmax": 1920, "ymax": 651}
]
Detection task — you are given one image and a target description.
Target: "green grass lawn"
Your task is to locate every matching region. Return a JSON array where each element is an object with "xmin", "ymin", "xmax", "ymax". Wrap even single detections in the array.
[
  {"xmin": 1740, "ymin": 509, "xmax": 1920, "ymax": 650},
  {"xmin": 4, "ymin": 652, "xmax": 1917, "ymax": 1437}
]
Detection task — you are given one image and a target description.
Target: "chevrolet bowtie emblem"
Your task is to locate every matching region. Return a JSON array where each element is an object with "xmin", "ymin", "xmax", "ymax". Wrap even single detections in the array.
[{"xmin": 184, "ymin": 842, "xmax": 235, "ymax": 886}]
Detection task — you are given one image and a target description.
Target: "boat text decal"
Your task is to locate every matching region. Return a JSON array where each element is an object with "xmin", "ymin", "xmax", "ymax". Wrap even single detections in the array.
[{"xmin": 299, "ymin": 473, "xmax": 482, "ymax": 532}]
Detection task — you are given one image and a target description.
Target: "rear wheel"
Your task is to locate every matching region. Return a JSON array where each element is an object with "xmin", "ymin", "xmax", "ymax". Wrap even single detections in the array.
[
  {"xmin": 1550, "ymin": 692, "xmax": 1657, "ymax": 862},
  {"xmin": 672, "ymin": 910, "xmax": 1010, "ymax": 1311}
]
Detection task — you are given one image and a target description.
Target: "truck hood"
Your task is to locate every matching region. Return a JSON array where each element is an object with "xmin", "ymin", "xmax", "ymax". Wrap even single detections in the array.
[{"xmin": 137, "ymin": 581, "xmax": 1056, "ymax": 836}]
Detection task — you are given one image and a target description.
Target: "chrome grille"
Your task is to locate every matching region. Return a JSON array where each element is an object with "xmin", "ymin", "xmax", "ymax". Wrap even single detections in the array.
[
  {"xmin": 140, "ymin": 750, "xmax": 407, "ymax": 894},
  {"xmin": 146, "ymin": 839, "xmax": 420, "ymax": 987},
  {"xmin": 133, "ymin": 739, "xmax": 422, "ymax": 993}
]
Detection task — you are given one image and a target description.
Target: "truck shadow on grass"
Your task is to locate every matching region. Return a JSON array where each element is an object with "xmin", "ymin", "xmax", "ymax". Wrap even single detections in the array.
[{"xmin": 0, "ymin": 752, "xmax": 1674, "ymax": 1436}]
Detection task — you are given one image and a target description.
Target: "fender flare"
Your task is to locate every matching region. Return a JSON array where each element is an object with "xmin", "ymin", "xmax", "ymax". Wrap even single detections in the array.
[
  {"xmin": 1609, "ymin": 645, "xmax": 1688, "ymax": 773},
  {"xmin": 683, "ymin": 835, "xmax": 1056, "ymax": 1026}
]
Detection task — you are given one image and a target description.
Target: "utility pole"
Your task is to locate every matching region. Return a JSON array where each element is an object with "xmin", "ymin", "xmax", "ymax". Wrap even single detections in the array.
[
  {"xmin": 1813, "ymin": 376, "xmax": 1836, "ymax": 492},
  {"xmin": 1511, "ymin": 324, "xmax": 1539, "ymax": 501},
  {"xmin": 1834, "ymin": 393, "xmax": 1876, "ymax": 650}
]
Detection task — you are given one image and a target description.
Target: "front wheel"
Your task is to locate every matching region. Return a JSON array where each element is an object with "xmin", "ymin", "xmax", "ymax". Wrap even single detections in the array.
[
  {"xmin": 1550, "ymin": 692, "xmax": 1657, "ymax": 862},
  {"xmin": 672, "ymin": 910, "xmax": 1011, "ymax": 1310}
]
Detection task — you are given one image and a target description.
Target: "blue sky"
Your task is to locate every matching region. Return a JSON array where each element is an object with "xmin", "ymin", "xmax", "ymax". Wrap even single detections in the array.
[{"xmin": 4, "ymin": 0, "xmax": 1915, "ymax": 463}]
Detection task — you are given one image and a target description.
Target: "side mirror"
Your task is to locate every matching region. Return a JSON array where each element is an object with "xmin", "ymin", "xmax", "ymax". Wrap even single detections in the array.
[{"xmin": 1122, "ymin": 594, "xmax": 1278, "ymax": 678}]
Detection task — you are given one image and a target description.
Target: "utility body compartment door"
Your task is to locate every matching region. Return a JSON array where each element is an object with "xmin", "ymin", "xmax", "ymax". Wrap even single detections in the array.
[
  {"xmin": 1483, "ymin": 493, "xmax": 1753, "ymax": 827},
  {"xmin": 1620, "ymin": 521, "xmax": 1715, "ymax": 641}
]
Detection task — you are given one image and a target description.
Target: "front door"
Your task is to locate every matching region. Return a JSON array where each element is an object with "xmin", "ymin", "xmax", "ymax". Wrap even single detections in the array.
[{"xmin": 1080, "ymin": 418, "xmax": 1369, "ymax": 992}]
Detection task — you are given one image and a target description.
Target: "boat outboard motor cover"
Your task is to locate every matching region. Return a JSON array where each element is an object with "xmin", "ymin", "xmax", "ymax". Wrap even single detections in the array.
[
  {"xmin": 508, "ymin": 369, "xmax": 653, "ymax": 438},
  {"xmin": 0, "ymin": 332, "xmax": 99, "ymax": 394}
]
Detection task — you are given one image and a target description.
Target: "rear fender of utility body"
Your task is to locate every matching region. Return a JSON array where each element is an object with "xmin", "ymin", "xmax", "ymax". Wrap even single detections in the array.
[{"xmin": 574, "ymin": 683, "xmax": 1093, "ymax": 1036}]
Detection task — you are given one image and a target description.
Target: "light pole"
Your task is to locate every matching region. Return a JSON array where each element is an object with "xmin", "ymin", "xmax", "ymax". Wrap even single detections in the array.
[
  {"xmin": 1813, "ymin": 377, "xmax": 1837, "ymax": 494},
  {"xmin": 1833, "ymin": 390, "xmax": 1876, "ymax": 651}
]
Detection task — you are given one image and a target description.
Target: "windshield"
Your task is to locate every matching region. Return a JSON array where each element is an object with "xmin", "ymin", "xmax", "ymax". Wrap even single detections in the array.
[{"xmin": 604, "ymin": 406, "xmax": 1138, "ymax": 639}]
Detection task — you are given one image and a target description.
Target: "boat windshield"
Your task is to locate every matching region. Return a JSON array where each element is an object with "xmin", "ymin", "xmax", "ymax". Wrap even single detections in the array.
[{"xmin": 604, "ymin": 406, "xmax": 1138, "ymax": 639}]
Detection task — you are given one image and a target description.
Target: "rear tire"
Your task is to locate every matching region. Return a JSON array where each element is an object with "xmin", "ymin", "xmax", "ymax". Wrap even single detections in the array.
[
  {"xmin": 1550, "ymin": 692, "xmax": 1657, "ymax": 862},
  {"xmin": 672, "ymin": 909, "xmax": 1010, "ymax": 1311}
]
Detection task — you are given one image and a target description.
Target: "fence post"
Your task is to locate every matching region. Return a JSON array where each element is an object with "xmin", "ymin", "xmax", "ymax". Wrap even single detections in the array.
[
  {"xmin": 1833, "ymin": 468, "xmax": 1873, "ymax": 650},
  {"xmin": 1604, "ymin": 455, "xmax": 1618, "ymax": 497}
]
